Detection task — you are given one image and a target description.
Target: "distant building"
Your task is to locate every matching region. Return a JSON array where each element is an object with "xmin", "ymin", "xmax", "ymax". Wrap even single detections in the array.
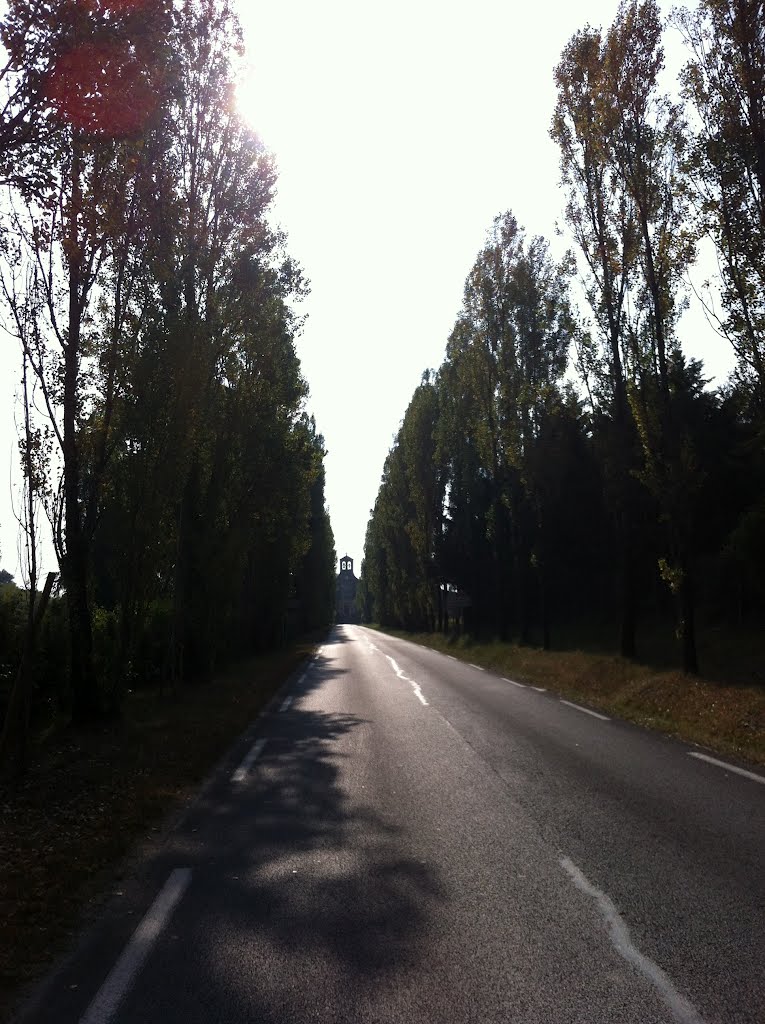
[{"xmin": 336, "ymin": 554, "xmax": 359, "ymax": 623}]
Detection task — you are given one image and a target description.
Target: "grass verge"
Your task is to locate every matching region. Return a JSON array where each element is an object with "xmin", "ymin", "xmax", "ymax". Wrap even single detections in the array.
[
  {"xmin": 0, "ymin": 641, "xmax": 315, "ymax": 1022},
  {"xmin": 376, "ymin": 628, "xmax": 765, "ymax": 766}
]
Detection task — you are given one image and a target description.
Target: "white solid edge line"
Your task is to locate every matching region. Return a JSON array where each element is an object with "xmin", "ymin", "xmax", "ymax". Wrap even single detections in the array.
[
  {"xmin": 79, "ymin": 868, "xmax": 192, "ymax": 1024},
  {"xmin": 298, "ymin": 672, "xmax": 307, "ymax": 685},
  {"xmin": 468, "ymin": 663, "xmax": 485, "ymax": 671},
  {"xmin": 688, "ymin": 751, "xmax": 765, "ymax": 786},
  {"xmin": 560, "ymin": 699, "xmax": 610, "ymax": 721},
  {"xmin": 560, "ymin": 858, "xmax": 706, "ymax": 1024},
  {"xmin": 279, "ymin": 695, "xmax": 293, "ymax": 712},
  {"xmin": 503, "ymin": 677, "xmax": 526, "ymax": 688},
  {"xmin": 231, "ymin": 738, "xmax": 267, "ymax": 783}
]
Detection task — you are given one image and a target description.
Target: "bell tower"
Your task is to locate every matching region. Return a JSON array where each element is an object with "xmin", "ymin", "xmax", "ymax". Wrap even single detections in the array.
[{"xmin": 336, "ymin": 554, "xmax": 358, "ymax": 622}]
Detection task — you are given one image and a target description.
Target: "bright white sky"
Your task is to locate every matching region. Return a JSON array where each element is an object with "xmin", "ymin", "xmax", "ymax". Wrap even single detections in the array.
[
  {"xmin": 234, "ymin": 0, "xmax": 732, "ymax": 572},
  {"xmin": 0, "ymin": 0, "xmax": 734, "ymax": 581}
]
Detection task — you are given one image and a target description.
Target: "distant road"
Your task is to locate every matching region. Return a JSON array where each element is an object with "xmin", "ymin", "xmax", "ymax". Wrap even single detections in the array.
[{"xmin": 17, "ymin": 625, "xmax": 765, "ymax": 1024}]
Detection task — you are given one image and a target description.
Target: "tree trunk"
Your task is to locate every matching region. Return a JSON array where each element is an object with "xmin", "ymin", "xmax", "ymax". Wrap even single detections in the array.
[
  {"xmin": 515, "ymin": 541, "xmax": 531, "ymax": 646},
  {"xmin": 539, "ymin": 557, "xmax": 551, "ymax": 651},
  {"xmin": 495, "ymin": 499, "xmax": 510, "ymax": 642},
  {"xmin": 679, "ymin": 561, "xmax": 699, "ymax": 675},
  {"xmin": 0, "ymin": 573, "xmax": 57, "ymax": 778},
  {"xmin": 619, "ymin": 537, "xmax": 637, "ymax": 659},
  {"xmin": 170, "ymin": 459, "xmax": 200, "ymax": 687},
  {"xmin": 64, "ymin": 136, "xmax": 100, "ymax": 723},
  {"xmin": 613, "ymin": 364, "xmax": 638, "ymax": 660}
]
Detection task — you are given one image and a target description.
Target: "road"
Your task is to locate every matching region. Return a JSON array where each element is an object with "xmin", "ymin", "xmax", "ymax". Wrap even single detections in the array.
[{"xmin": 15, "ymin": 625, "xmax": 765, "ymax": 1024}]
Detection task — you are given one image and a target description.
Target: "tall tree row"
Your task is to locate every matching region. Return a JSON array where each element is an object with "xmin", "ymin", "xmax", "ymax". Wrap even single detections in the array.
[
  {"xmin": 362, "ymin": 0, "xmax": 764, "ymax": 671},
  {"xmin": 0, "ymin": 0, "xmax": 335, "ymax": 746}
]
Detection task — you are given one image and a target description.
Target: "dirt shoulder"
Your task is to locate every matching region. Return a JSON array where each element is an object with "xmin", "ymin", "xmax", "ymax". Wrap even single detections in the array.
[
  {"xmin": 0, "ymin": 642, "xmax": 315, "ymax": 1023},
  {"xmin": 376, "ymin": 629, "xmax": 765, "ymax": 767}
]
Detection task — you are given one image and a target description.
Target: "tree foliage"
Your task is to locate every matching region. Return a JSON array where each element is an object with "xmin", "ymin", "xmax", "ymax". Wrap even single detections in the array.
[
  {"xmin": 362, "ymin": 1, "xmax": 765, "ymax": 674},
  {"xmin": 364, "ymin": 214, "xmax": 581, "ymax": 645},
  {"xmin": 676, "ymin": 0, "xmax": 765, "ymax": 414},
  {"xmin": 0, "ymin": 0, "xmax": 335, "ymax": 746}
]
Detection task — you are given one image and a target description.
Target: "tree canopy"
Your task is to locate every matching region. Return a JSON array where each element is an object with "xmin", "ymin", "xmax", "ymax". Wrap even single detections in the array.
[
  {"xmin": 361, "ymin": 1, "xmax": 765, "ymax": 674},
  {"xmin": 0, "ymin": 0, "xmax": 335, "ymax": 753}
]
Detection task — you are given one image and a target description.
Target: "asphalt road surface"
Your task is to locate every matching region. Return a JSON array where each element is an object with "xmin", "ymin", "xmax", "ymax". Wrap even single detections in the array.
[{"xmin": 15, "ymin": 625, "xmax": 765, "ymax": 1024}]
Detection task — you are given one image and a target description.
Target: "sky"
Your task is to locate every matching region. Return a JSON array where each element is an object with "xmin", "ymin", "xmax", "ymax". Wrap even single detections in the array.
[{"xmin": 0, "ymin": 0, "xmax": 734, "ymax": 581}]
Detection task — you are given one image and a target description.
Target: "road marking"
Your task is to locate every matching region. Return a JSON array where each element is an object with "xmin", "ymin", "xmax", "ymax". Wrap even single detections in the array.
[
  {"xmin": 688, "ymin": 751, "xmax": 765, "ymax": 786},
  {"xmin": 231, "ymin": 738, "xmax": 267, "ymax": 783},
  {"xmin": 446, "ymin": 655, "xmax": 457, "ymax": 661},
  {"xmin": 279, "ymin": 695, "xmax": 293, "ymax": 712},
  {"xmin": 386, "ymin": 655, "xmax": 429, "ymax": 706},
  {"xmin": 468, "ymin": 663, "xmax": 485, "ymax": 672},
  {"xmin": 560, "ymin": 699, "xmax": 609, "ymax": 721},
  {"xmin": 560, "ymin": 858, "xmax": 706, "ymax": 1024},
  {"xmin": 503, "ymin": 677, "xmax": 526, "ymax": 688},
  {"xmin": 79, "ymin": 868, "xmax": 192, "ymax": 1024}
]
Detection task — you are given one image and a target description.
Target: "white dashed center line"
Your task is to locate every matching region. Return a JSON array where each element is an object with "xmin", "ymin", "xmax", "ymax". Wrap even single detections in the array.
[
  {"xmin": 231, "ymin": 738, "xmax": 267, "ymax": 783},
  {"xmin": 385, "ymin": 655, "xmax": 429, "ymax": 706},
  {"xmin": 79, "ymin": 868, "xmax": 192, "ymax": 1024},
  {"xmin": 560, "ymin": 699, "xmax": 609, "ymax": 721},
  {"xmin": 468, "ymin": 663, "xmax": 485, "ymax": 672},
  {"xmin": 503, "ymin": 677, "xmax": 526, "ymax": 688},
  {"xmin": 560, "ymin": 858, "xmax": 706, "ymax": 1024},
  {"xmin": 688, "ymin": 751, "xmax": 765, "ymax": 786}
]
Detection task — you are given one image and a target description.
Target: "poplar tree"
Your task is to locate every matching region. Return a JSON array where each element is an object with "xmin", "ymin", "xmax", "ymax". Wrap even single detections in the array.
[
  {"xmin": 1, "ymin": 0, "xmax": 171, "ymax": 719},
  {"xmin": 439, "ymin": 213, "xmax": 574, "ymax": 643},
  {"xmin": 1, "ymin": 0, "xmax": 334, "ymax": 721},
  {"xmin": 552, "ymin": 25, "xmax": 643, "ymax": 657},
  {"xmin": 675, "ymin": 0, "xmax": 765, "ymax": 415},
  {"xmin": 602, "ymin": 0, "xmax": 700, "ymax": 672}
]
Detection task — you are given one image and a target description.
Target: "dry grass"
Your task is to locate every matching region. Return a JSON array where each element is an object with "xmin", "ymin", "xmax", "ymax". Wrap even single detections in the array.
[
  {"xmin": 0, "ymin": 643, "xmax": 314, "ymax": 1022},
  {"xmin": 385, "ymin": 630, "xmax": 765, "ymax": 766}
]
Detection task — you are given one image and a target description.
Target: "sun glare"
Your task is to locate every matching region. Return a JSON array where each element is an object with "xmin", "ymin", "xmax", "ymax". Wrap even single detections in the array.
[{"xmin": 234, "ymin": 64, "xmax": 272, "ymax": 141}]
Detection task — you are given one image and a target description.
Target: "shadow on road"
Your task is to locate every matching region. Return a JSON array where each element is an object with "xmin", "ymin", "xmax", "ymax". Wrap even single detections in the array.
[
  {"xmin": 321, "ymin": 625, "xmax": 356, "ymax": 646},
  {"xmin": 131, "ymin": 652, "xmax": 446, "ymax": 1022}
]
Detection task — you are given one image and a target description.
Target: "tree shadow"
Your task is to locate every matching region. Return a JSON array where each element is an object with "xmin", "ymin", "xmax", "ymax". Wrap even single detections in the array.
[
  {"xmin": 120, "ymin": 685, "xmax": 447, "ymax": 1021},
  {"xmin": 320, "ymin": 625, "xmax": 356, "ymax": 645}
]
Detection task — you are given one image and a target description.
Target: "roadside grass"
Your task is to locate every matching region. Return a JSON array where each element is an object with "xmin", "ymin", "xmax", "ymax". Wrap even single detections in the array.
[
  {"xmin": 0, "ymin": 641, "xmax": 316, "ymax": 1022},
  {"xmin": 374, "ymin": 628, "xmax": 765, "ymax": 766}
]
